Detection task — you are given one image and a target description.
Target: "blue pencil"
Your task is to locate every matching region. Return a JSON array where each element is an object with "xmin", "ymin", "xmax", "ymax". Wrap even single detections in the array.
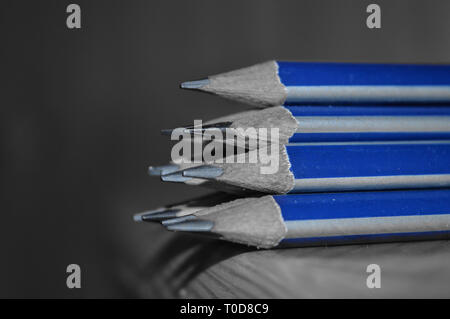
[
  {"xmin": 285, "ymin": 105, "xmax": 450, "ymax": 116},
  {"xmin": 181, "ymin": 61, "xmax": 450, "ymax": 106},
  {"xmin": 287, "ymin": 105, "xmax": 450, "ymax": 142},
  {"xmin": 176, "ymin": 141, "xmax": 450, "ymax": 193},
  {"xmin": 172, "ymin": 105, "xmax": 450, "ymax": 143},
  {"xmin": 163, "ymin": 189, "xmax": 450, "ymax": 248}
]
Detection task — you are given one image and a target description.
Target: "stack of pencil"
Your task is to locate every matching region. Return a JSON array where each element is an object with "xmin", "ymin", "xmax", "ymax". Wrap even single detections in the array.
[{"xmin": 135, "ymin": 61, "xmax": 450, "ymax": 249}]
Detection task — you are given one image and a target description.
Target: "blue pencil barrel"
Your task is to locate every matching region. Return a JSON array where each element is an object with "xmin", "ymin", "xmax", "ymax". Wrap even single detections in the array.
[
  {"xmin": 284, "ymin": 106, "xmax": 450, "ymax": 142},
  {"xmin": 286, "ymin": 142, "xmax": 450, "ymax": 179},
  {"xmin": 284, "ymin": 105, "xmax": 450, "ymax": 116},
  {"xmin": 273, "ymin": 189, "xmax": 450, "ymax": 246},
  {"xmin": 277, "ymin": 62, "xmax": 450, "ymax": 86},
  {"xmin": 276, "ymin": 62, "xmax": 450, "ymax": 104},
  {"xmin": 289, "ymin": 132, "xmax": 450, "ymax": 143}
]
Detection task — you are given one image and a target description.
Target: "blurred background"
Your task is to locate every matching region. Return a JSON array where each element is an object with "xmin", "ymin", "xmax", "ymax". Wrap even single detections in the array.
[{"xmin": 1, "ymin": 0, "xmax": 450, "ymax": 298}]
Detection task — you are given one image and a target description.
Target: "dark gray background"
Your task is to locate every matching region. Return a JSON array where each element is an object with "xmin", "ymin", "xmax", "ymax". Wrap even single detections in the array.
[{"xmin": 1, "ymin": 0, "xmax": 450, "ymax": 298}]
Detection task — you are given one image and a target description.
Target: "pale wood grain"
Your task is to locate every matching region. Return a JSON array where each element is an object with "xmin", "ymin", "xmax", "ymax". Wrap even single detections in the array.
[
  {"xmin": 184, "ymin": 240, "xmax": 450, "ymax": 298},
  {"xmin": 124, "ymin": 220, "xmax": 450, "ymax": 298}
]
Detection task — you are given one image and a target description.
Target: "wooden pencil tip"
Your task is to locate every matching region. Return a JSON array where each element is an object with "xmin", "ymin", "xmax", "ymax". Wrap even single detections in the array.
[
  {"xmin": 180, "ymin": 79, "xmax": 209, "ymax": 90},
  {"xmin": 183, "ymin": 165, "xmax": 224, "ymax": 179}
]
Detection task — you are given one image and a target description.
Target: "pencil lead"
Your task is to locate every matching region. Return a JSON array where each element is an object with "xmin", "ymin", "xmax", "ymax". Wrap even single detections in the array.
[
  {"xmin": 160, "ymin": 128, "xmax": 191, "ymax": 136},
  {"xmin": 133, "ymin": 213, "xmax": 144, "ymax": 222},
  {"xmin": 160, "ymin": 129, "xmax": 175, "ymax": 136},
  {"xmin": 161, "ymin": 215, "xmax": 197, "ymax": 226},
  {"xmin": 180, "ymin": 79, "xmax": 210, "ymax": 90},
  {"xmin": 182, "ymin": 165, "xmax": 224, "ymax": 179},
  {"xmin": 161, "ymin": 122, "xmax": 232, "ymax": 136},
  {"xmin": 166, "ymin": 219, "xmax": 214, "ymax": 232},
  {"xmin": 161, "ymin": 171, "xmax": 193, "ymax": 182},
  {"xmin": 185, "ymin": 122, "xmax": 232, "ymax": 131},
  {"xmin": 138, "ymin": 209, "xmax": 181, "ymax": 222},
  {"xmin": 148, "ymin": 164, "xmax": 179, "ymax": 176}
]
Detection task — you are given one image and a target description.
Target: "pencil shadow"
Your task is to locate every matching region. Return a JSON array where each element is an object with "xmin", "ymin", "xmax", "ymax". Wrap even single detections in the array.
[{"xmin": 140, "ymin": 232, "xmax": 253, "ymax": 297}]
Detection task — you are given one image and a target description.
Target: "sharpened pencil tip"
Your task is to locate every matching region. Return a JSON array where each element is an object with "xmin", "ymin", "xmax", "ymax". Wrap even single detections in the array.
[
  {"xmin": 180, "ymin": 79, "xmax": 210, "ymax": 90},
  {"xmin": 160, "ymin": 127, "xmax": 190, "ymax": 136},
  {"xmin": 166, "ymin": 122, "xmax": 233, "ymax": 135},
  {"xmin": 160, "ymin": 127, "xmax": 201, "ymax": 136},
  {"xmin": 133, "ymin": 214, "xmax": 144, "ymax": 222},
  {"xmin": 161, "ymin": 171, "xmax": 193, "ymax": 182},
  {"xmin": 138, "ymin": 209, "xmax": 181, "ymax": 222},
  {"xmin": 162, "ymin": 215, "xmax": 197, "ymax": 226},
  {"xmin": 183, "ymin": 165, "xmax": 224, "ymax": 179},
  {"xmin": 166, "ymin": 219, "xmax": 214, "ymax": 232},
  {"xmin": 148, "ymin": 164, "xmax": 179, "ymax": 176},
  {"xmin": 160, "ymin": 129, "xmax": 175, "ymax": 136}
]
